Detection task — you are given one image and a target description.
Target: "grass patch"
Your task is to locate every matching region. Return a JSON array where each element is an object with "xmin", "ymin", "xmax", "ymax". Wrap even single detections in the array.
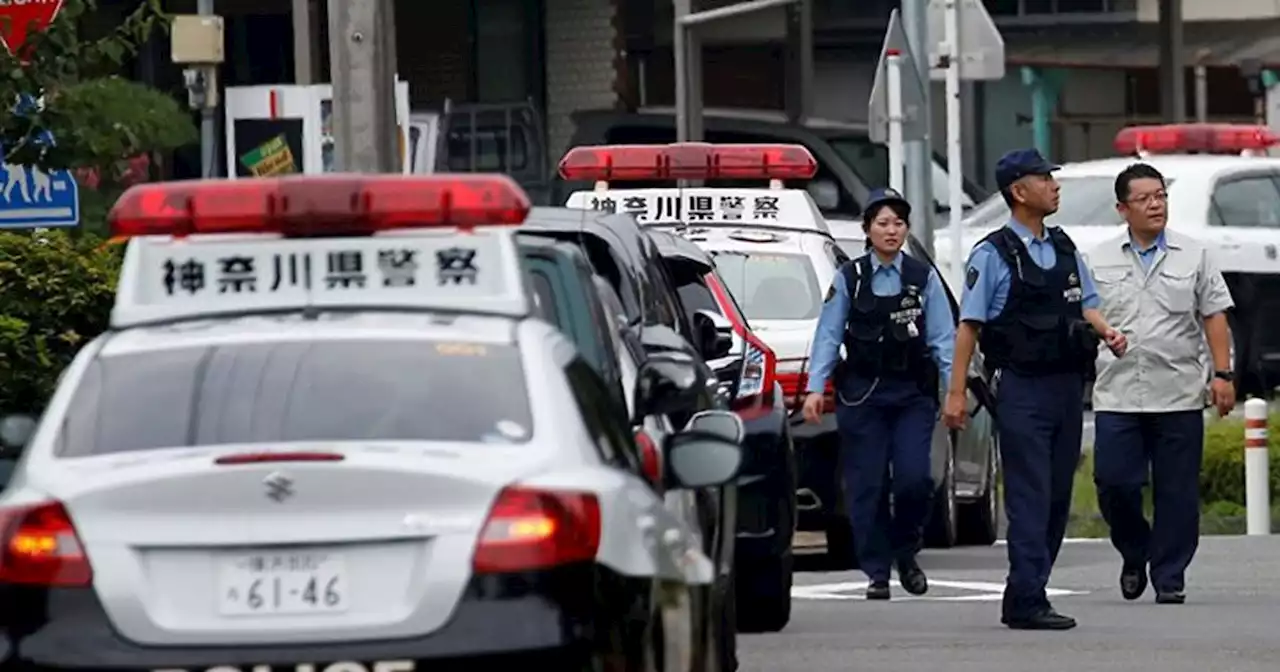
[{"xmin": 1067, "ymin": 450, "xmax": 1280, "ymax": 538}]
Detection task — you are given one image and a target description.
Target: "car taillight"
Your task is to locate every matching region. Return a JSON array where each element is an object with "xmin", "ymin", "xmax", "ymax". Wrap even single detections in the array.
[
  {"xmin": 635, "ymin": 429, "xmax": 662, "ymax": 486},
  {"xmin": 0, "ymin": 501, "xmax": 93, "ymax": 587},
  {"xmin": 472, "ymin": 487, "xmax": 601, "ymax": 574},
  {"xmin": 776, "ymin": 357, "xmax": 835, "ymax": 413}
]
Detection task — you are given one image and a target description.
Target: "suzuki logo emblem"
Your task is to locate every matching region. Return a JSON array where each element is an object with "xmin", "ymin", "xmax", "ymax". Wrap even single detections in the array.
[{"xmin": 263, "ymin": 472, "xmax": 294, "ymax": 503}]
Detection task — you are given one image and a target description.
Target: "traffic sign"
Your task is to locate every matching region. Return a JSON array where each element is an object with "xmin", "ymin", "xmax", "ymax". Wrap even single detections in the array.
[
  {"xmin": 868, "ymin": 9, "xmax": 929, "ymax": 145},
  {"xmin": 0, "ymin": 162, "xmax": 80, "ymax": 229},
  {"xmin": 0, "ymin": 0, "xmax": 65, "ymax": 54},
  {"xmin": 926, "ymin": 0, "xmax": 1005, "ymax": 81}
]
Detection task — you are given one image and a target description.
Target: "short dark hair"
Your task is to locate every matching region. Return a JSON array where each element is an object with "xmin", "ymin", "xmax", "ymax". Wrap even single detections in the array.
[
  {"xmin": 1114, "ymin": 163, "xmax": 1165, "ymax": 203},
  {"xmin": 861, "ymin": 201, "xmax": 911, "ymax": 231},
  {"xmin": 999, "ymin": 187, "xmax": 1014, "ymax": 207}
]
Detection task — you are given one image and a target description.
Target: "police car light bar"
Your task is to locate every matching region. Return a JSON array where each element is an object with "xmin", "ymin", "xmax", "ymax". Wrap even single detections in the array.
[
  {"xmin": 108, "ymin": 173, "xmax": 532, "ymax": 239},
  {"xmin": 1113, "ymin": 123, "xmax": 1280, "ymax": 156},
  {"xmin": 108, "ymin": 175, "xmax": 534, "ymax": 329},
  {"xmin": 557, "ymin": 143, "xmax": 818, "ymax": 183}
]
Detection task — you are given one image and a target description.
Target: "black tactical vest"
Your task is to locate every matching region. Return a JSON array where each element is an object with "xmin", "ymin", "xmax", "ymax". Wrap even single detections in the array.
[
  {"xmin": 840, "ymin": 253, "xmax": 939, "ymax": 396},
  {"xmin": 978, "ymin": 226, "xmax": 1098, "ymax": 377}
]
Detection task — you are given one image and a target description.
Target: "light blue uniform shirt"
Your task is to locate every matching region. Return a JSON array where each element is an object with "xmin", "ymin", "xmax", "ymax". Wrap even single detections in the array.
[
  {"xmin": 1128, "ymin": 230, "xmax": 1166, "ymax": 271},
  {"xmin": 806, "ymin": 252, "xmax": 955, "ymax": 393},
  {"xmin": 959, "ymin": 219, "xmax": 1100, "ymax": 323}
]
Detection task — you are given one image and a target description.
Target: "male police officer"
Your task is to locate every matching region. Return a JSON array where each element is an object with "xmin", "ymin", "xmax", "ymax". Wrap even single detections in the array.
[
  {"xmin": 944, "ymin": 148, "xmax": 1127, "ymax": 630},
  {"xmin": 1088, "ymin": 163, "xmax": 1235, "ymax": 605}
]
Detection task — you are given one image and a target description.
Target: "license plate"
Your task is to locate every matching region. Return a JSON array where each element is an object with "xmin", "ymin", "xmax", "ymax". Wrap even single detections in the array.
[{"xmin": 217, "ymin": 550, "xmax": 348, "ymax": 616}]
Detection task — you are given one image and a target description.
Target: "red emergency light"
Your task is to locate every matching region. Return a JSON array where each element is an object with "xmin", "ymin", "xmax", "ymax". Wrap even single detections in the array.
[
  {"xmin": 557, "ymin": 142, "xmax": 818, "ymax": 182},
  {"xmin": 1113, "ymin": 123, "xmax": 1280, "ymax": 156},
  {"xmin": 107, "ymin": 174, "xmax": 532, "ymax": 239}
]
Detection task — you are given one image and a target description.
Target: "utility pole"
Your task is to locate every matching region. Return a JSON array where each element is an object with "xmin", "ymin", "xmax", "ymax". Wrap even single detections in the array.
[
  {"xmin": 901, "ymin": 0, "xmax": 937, "ymax": 257},
  {"xmin": 327, "ymin": 0, "xmax": 399, "ymax": 173},
  {"xmin": 196, "ymin": 0, "xmax": 217, "ymax": 178},
  {"xmin": 292, "ymin": 0, "xmax": 314, "ymax": 84},
  {"xmin": 1158, "ymin": 0, "xmax": 1185, "ymax": 122}
]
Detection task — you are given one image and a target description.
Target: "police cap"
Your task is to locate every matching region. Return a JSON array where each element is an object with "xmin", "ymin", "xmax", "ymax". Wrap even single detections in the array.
[
  {"xmin": 862, "ymin": 187, "xmax": 911, "ymax": 223},
  {"xmin": 994, "ymin": 148, "xmax": 1061, "ymax": 191}
]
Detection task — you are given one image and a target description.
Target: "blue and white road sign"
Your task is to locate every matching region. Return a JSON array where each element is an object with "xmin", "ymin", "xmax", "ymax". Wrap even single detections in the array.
[{"xmin": 0, "ymin": 162, "xmax": 80, "ymax": 229}]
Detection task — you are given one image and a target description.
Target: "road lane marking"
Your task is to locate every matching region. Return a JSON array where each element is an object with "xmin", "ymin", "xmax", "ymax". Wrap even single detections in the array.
[{"xmin": 792, "ymin": 579, "xmax": 1088, "ymax": 601}]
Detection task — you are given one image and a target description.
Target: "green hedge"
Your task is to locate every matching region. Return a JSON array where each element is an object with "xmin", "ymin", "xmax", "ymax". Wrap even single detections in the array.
[
  {"xmin": 0, "ymin": 231, "xmax": 120, "ymax": 414},
  {"xmin": 1201, "ymin": 410, "xmax": 1280, "ymax": 507}
]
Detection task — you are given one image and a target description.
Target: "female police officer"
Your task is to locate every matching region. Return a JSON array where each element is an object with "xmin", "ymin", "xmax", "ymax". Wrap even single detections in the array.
[{"xmin": 801, "ymin": 188, "xmax": 955, "ymax": 600}]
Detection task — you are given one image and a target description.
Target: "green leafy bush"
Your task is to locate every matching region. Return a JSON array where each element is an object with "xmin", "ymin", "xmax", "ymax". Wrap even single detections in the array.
[
  {"xmin": 1200, "ymin": 411, "xmax": 1280, "ymax": 507},
  {"xmin": 0, "ymin": 231, "xmax": 120, "ymax": 414}
]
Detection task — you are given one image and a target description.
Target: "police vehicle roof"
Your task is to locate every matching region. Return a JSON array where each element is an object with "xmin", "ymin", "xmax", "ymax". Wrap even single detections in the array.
[{"xmin": 104, "ymin": 173, "xmax": 549, "ymax": 330}]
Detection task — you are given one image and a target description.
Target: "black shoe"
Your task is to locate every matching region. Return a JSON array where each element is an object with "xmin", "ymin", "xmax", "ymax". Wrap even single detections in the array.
[
  {"xmin": 866, "ymin": 581, "xmax": 891, "ymax": 600},
  {"xmin": 1155, "ymin": 590, "xmax": 1185, "ymax": 604},
  {"xmin": 896, "ymin": 558, "xmax": 928, "ymax": 596},
  {"xmin": 1004, "ymin": 608, "xmax": 1077, "ymax": 630},
  {"xmin": 1120, "ymin": 565, "xmax": 1148, "ymax": 601}
]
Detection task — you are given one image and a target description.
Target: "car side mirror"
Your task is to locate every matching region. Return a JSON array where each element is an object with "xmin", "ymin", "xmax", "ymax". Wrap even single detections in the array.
[
  {"xmin": 693, "ymin": 309, "xmax": 734, "ymax": 360},
  {"xmin": 684, "ymin": 409, "xmax": 744, "ymax": 444},
  {"xmin": 635, "ymin": 352, "xmax": 706, "ymax": 419},
  {"xmin": 640, "ymin": 324, "xmax": 692, "ymax": 355},
  {"xmin": 806, "ymin": 179, "xmax": 840, "ymax": 211},
  {"xmin": 0, "ymin": 414, "xmax": 37, "ymax": 458},
  {"xmin": 664, "ymin": 430, "xmax": 743, "ymax": 489}
]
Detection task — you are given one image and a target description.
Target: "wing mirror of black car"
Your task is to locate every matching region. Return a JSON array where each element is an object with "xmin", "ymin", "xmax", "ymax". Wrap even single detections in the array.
[
  {"xmin": 0, "ymin": 414, "xmax": 37, "ymax": 458},
  {"xmin": 665, "ymin": 430, "xmax": 744, "ymax": 489},
  {"xmin": 693, "ymin": 309, "xmax": 734, "ymax": 360},
  {"xmin": 684, "ymin": 409, "xmax": 744, "ymax": 444},
  {"xmin": 639, "ymin": 324, "xmax": 692, "ymax": 355},
  {"xmin": 635, "ymin": 352, "xmax": 706, "ymax": 419}
]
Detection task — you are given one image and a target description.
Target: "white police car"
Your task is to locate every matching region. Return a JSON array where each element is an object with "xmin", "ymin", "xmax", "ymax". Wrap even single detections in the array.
[
  {"xmin": 938, "ymin": 123, "xmax": 1280, "ymax": 395},
  {"xmin": 560, "ymin": 142, "xmax": 1000, "ymax": 553},
  {"xmin": 0, "ymin": 173, "xmax": 746, "ymax": 672}
]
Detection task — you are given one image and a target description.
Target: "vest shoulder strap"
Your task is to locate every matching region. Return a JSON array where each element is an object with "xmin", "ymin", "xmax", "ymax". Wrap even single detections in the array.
[
  {"xmin": 1047, "ymin": 226, "xmax": 1078, "ymax": 255},
  {"xmin": 900, "ymin": 253, "xmax": 930, "ymax": 290},
  {"xmin": 980, "ymin": 227, "xmax": 1022, "ymax": 267}
]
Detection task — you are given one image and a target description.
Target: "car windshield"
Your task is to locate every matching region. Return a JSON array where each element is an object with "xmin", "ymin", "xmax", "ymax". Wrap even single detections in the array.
[
  {"xmin": 710, "ymin": 251, "xmax": 822, "ymax": 321},
  {"xmin": 827, "ymin": 137, "xmax": 976, "ymax": 210},
  {"xmin": 56, "ymin": 340, "xmax": 533, "ymax": 456},
  {"xmin": 962, "ymin": 176, "xmax": 1176, "ymax": 229}
]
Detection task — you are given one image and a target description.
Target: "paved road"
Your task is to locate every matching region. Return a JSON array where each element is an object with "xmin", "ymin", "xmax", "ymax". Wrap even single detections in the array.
[{"xmin": 742, "ymin": 535, "xmax": 1280, "ymax": 671}]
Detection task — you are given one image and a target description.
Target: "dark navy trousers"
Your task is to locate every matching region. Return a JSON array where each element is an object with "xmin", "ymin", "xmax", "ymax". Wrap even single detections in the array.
[
  {"xmin": 1093, "ymin": 410, "xmax": 1204, "ymax": 593},
  {"xmin": 995, "ymin": 371, "xmax": 1084, "ymax": 617},
  {"xmin": 835, "ymin": 376, "xmax": 936, "ymax": 583}
]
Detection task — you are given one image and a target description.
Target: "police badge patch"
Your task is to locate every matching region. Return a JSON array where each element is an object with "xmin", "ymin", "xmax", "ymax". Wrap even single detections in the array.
[{"xmin": 966, "ymin": 266, "xmax": 980, "ymax": 289}]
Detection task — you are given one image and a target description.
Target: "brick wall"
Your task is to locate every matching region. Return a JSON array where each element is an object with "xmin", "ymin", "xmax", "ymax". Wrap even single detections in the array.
[{"xmin": 544, "ymin": 0, "xmax": 623, "ymax": 164}]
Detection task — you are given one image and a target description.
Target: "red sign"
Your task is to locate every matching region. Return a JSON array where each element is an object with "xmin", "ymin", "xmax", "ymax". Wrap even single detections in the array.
[{"xmin": 0, "ymin": 0, "xmax": 64, "ymax": 55}]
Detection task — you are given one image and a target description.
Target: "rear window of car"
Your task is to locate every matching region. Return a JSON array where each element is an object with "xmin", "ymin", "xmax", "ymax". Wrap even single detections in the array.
[
  {"xmin": 710, "ymin": 251, "xmax": 822, "ymax": 321},
  {"xmin": 56, "ymin": 340, "xmax": 533, "ymax": 456}
]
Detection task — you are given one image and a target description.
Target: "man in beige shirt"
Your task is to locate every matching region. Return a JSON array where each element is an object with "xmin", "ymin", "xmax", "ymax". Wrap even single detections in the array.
[{"xmin": 1087, "ymin": 163, "xmax": 1236, "ymax": 606}]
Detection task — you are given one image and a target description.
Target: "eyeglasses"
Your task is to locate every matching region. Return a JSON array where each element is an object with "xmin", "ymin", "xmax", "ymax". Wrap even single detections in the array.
[{"xmin": 1125, "ymin": 191, "xmax": 1168, "ymax": 205}]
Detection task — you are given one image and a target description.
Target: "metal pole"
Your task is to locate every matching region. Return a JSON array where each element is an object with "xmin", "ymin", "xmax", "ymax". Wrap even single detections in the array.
[
  {"xmin": 292, "ymin": 0, "xmax": 313, "ymax": 84},
  {"xmin": 674, "ymin": 0, "xmax": 690, "ymax": 142},
  {"xmin": 901, "ymin": 0, "xmax": 936, "ymax": 257},
  {"xmin": 197, "ymin": 0, "xmax": 217, "ymax": 178},
  {"xmin": 327, "ymin": 0, "xmax": 399, "ymax": 173},
  {"xmin": 887, "ymin": 51, "xmax": 905, "ymax": 193},
  {"xmin": 944, "ymin": 0, "xmax": 965, "ymax": 287},
  {"xmin": 1244, "ymin": 398, "xmax": 1271, "ymax": 535},
  {"xmin": 1194, "ymin": 65, "xmax": 1208, "ymax": 122},
  {"xmin": 1158, "ymin": 0, "xmax": 1185, "ymax": 122}
]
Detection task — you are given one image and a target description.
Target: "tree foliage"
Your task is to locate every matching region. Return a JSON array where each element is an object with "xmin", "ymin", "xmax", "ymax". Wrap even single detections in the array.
[{"xmin": 0, "ymin": 0, "xmax": 196, "ymax": 219}]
